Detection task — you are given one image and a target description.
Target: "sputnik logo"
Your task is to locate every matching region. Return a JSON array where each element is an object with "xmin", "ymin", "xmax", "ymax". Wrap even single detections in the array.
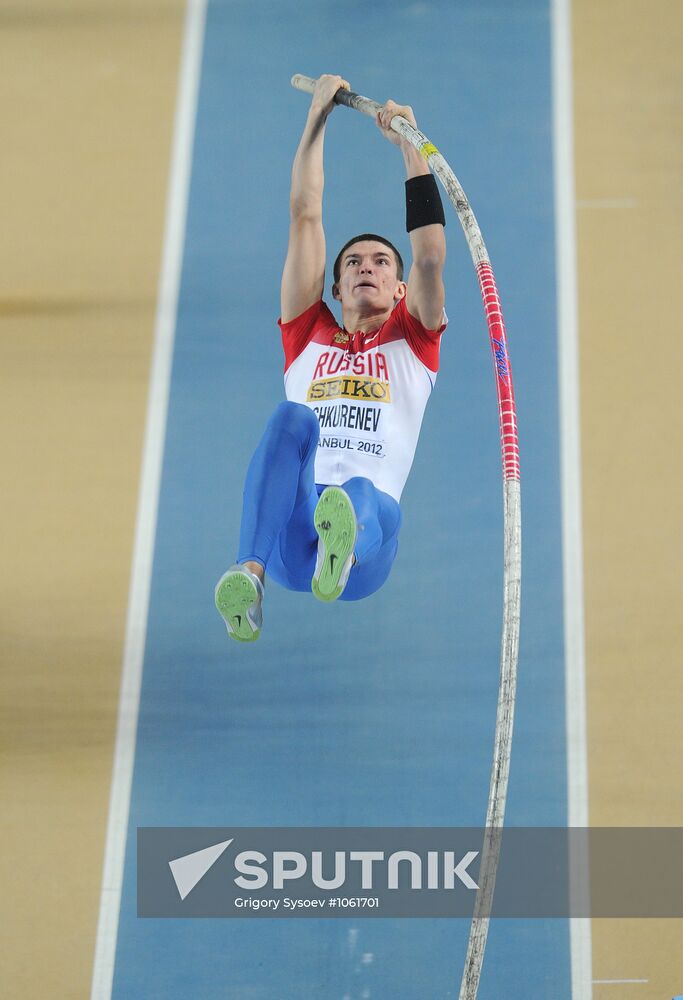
[
  {"xmin": 169, "ymin": 839, "xmax": 233, "ymax": 900},
  {"xmin": 166, "ymin": 838, "xmax": 480, "ymax": 899}
]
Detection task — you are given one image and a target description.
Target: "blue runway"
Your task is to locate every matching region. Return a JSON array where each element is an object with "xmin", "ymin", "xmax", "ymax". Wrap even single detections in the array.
[{"xmin": 112, "ymin": 1, "xmax": 571, "ymax": 996}]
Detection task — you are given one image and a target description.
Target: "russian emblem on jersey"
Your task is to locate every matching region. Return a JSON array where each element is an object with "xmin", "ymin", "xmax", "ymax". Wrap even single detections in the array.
[{"xmin": 333, "ymin": 330, "xmax": 350, "ymax": 345}]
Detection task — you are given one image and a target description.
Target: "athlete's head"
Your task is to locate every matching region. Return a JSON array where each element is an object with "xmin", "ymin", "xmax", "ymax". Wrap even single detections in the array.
[{"xmin": 332, "ymin": 234, "xmax": 406, "ymax": 309}]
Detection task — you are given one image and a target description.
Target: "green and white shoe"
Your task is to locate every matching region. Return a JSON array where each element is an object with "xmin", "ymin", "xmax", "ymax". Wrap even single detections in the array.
[
  {"xmin": 214, "ymin": 564, "xmax": 264, "ymax": 642},
  {"xmin": 312, "ymin": 487, "xmax": 357, "ymax": 602}
]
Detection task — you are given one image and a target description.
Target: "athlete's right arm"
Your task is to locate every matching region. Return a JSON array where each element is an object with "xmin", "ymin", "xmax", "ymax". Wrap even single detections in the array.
[{"xmin": 280, "ymin": 74, "xmax": 349, "ymax": 324}]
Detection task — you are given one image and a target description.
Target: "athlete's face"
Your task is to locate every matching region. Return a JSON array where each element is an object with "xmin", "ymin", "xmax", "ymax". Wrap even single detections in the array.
[{"xmin": 334, "ymin": 241, "xmax": 406, "ymax": 310}]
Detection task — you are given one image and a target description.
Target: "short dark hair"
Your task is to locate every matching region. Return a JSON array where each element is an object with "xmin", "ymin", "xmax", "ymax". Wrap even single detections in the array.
[{"xmin": 333, "ymin": 233, "xmax": 404, "ymax": 284}]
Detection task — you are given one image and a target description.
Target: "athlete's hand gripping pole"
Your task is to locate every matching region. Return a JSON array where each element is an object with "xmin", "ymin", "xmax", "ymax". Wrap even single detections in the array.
[
  {"xmin": 292, "ymin": 72, "xmax": 416, "ymax": 139},
  {"xmin": 292, "ymin": 73, "xmax": 522, "ymax": 1000}
]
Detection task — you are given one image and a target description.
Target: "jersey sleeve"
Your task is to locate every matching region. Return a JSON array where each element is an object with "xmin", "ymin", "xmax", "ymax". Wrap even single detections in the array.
[
  {"xmin": 278, "ymin": 300, "xmax": 338, "ymax": 372},
  {"xmin": 393, "ymin": 297, "xmax": 447, "ymax": 372},
  {"xmin": 392, "ymin": 299, "xmax": 448, "ymax": 372}
]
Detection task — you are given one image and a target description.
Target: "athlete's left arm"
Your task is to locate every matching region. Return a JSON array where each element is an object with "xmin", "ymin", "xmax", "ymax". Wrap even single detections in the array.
[{"xmin": 376, "ymin": 101, "xmax": 446, "ymax": 331}]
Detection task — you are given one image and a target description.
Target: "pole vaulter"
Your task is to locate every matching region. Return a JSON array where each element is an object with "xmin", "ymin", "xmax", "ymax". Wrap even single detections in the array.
[{"xmin": 291, "ymin": 74, "xmax": 522, "ymax": 1000}]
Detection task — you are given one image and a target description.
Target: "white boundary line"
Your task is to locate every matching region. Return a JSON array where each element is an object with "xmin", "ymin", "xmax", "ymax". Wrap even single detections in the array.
[
  {"xmin": 552, "ymin": 0, "xmax": 593, "ymax": 997},
  {"xmin": 593, "ymin": 981, "xmax": 648, "ymax": 986},
  {"xmin": 89, "ymin": 2, "xmax": 207, "ymax": 997}
]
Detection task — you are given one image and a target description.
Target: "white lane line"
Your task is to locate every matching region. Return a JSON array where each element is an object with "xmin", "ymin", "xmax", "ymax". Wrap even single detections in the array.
[
  {"xmin": 593, "ymin": 980, "xmax": 649, "ymax": 985},
  {"xmin": 552, "ymin": 0, "xmax": 593, "ymax": 997},
  {"xmin": 89, "ymin": 2, "xmax": 207, "ymax": 998},
  {"xmin": 577, "ymin": 198, "xmax": 638, "ymax": 209}
]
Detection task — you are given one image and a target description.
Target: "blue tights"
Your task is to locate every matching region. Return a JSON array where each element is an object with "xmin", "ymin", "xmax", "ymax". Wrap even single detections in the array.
[{"xmin": 238, "ymin": 401, "xmax": 402, "ymax": 601}]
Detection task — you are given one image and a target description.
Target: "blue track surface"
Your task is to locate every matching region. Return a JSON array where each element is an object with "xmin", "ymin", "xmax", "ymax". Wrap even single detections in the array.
[{"xmin": 112, "ymin": 1, "xmax": 571, "ymax": 996}]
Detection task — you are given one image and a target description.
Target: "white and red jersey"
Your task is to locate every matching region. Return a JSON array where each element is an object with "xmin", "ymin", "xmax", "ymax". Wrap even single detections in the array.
[{"xmin": 278, "ymin": 298, "xmax": 447, "ymax": 501}]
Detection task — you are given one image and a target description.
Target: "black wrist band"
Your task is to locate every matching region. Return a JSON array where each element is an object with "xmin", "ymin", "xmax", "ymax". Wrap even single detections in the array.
[{"xmin": 405, "ymin": 173, "xmax": 446, "ymax": 232}]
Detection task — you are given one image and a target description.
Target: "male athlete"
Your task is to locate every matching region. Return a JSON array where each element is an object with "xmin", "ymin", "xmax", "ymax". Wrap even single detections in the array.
[{"xmin": 215, "ymin": 74, "xmax": 447, "ymax": 641}]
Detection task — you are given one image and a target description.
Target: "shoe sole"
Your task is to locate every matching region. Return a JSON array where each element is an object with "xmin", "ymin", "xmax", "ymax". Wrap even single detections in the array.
[
  {"xmin": 215, "ymin": 571, "xmax": 260, "ymax": 642},
  {"xmin": 312, "ymin": 487, "xmax": 357, "ymax": 602}
]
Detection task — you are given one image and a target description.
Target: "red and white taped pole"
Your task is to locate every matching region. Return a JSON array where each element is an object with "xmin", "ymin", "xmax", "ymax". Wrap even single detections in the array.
[{"xmin": 291, "ymin": 74, "xmax": 522, "ymax": 1000}]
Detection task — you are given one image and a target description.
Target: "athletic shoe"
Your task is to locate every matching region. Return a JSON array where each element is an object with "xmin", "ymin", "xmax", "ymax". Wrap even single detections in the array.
[
  {"xmin": 312, "ymin": 486, "xmax": 357, "ymax": 602},
  {"xmin": 214, "ymin": 564, "xmax": 264, "ymax": 642}
]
